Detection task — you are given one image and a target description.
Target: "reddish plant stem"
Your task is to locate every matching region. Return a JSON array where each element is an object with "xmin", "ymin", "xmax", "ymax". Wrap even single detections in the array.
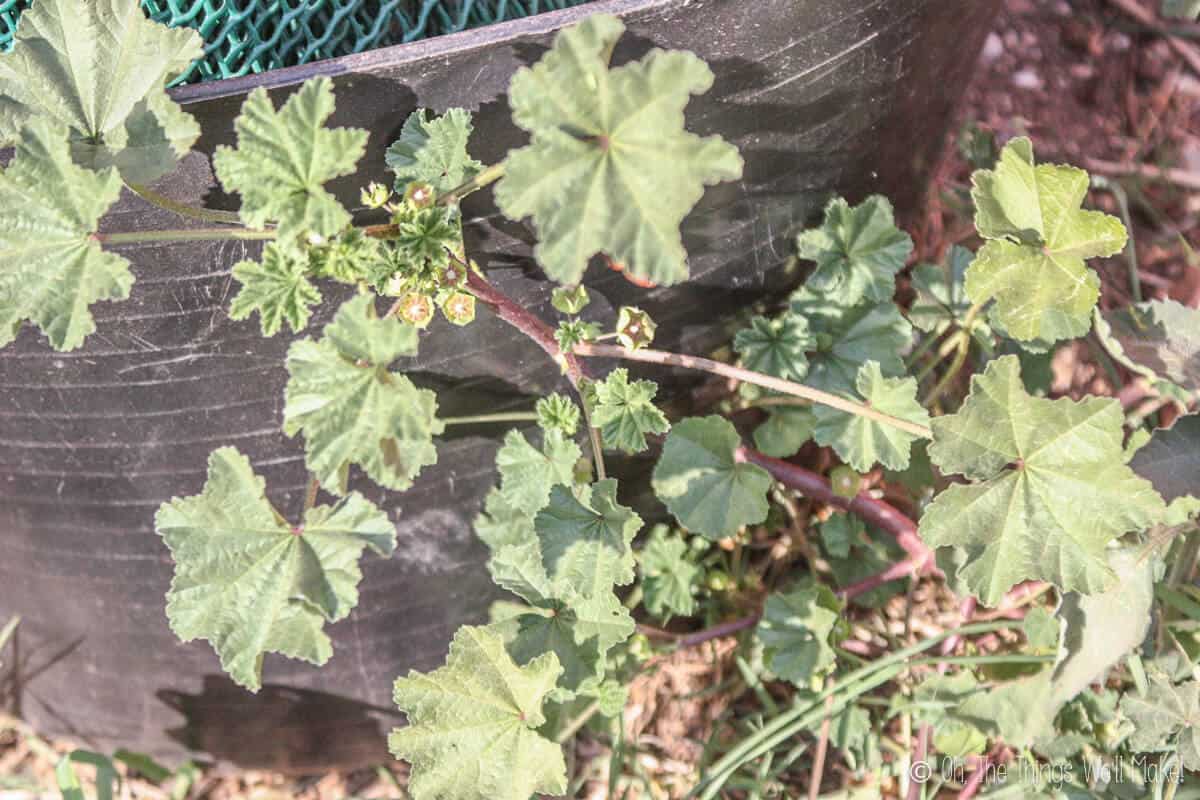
[
  {"xmin": 809, "ymin": 692, "xmax": 835, "ymax": 800},
  {"xmin": 465, "ymin": 267, "xmax": 932, "ymax": 566},
  {"xmin": 462, "ymin": 268, "xmax": 944, "ymax": 643},
  {"xmin": 465, "ymin": 270, "xmax": 588, "ymax": 385},
  {"xmin": 957, "ymin": 756, "xmax": 990, "ymax": 800},
  {"xmin": 736, "ymin": 447, "xmax": 937, "ymax": 576},
  {"xmin": 839, "ymin": 638, "xmax": 880, "ymax": 658},
  {"xmin": 907, "ymin": 724, "xmax": 932, "ymax": 800},
  {"xmin": 941, "ymin": 597, "xmax": 978, "ymax": 657},
  {"xmin": 676, "ymin": 614, "xmax": 761, "ymax": 649},
  {"xmin": 837, "ymin": 554, "xmax": 927, "ymax": 600}
]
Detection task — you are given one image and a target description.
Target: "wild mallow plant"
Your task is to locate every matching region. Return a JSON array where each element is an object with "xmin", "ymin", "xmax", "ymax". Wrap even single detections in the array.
[{"xmin": 1, "ymin": 1, "xmax": 1198, "ymax": 796}]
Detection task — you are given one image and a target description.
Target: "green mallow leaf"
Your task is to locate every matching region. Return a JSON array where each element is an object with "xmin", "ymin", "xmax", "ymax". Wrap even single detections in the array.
[
  {"xmin": 920, "ymin": 355, "xmax": 1165, "ymax": 605},
  {"xmin": 734, "ymin": 313, "xmax": 813, "ymax": 381},
  {"xmin": 284, "ymin": 295, "xmax": 441, "ymax": 495},
  {"xmin": 1052, "ymin": 547, "xmax": 1156, "ymax": 708},
  {"xmin": 385, "ymin": 108, "xmax": 483, "ymax": 195},
  {"xmin": 494, "ymin": 429, "xmax": 581, "ymax": 516},
  {"xmin": 307, "ymin": 228, "xmax": 385, "ymax": 284},
  {"xmin": 486, "ymin": 538, "xmax": 551, "ymax": 605},
  {"xmin": 652, "ymin": 416, "xmax": 772, "ymax": 540},
  {"xmin": 812, "ymin": 361, "xmax": 930, "ymax": 472},
  {"xmin": 1095, "ymin": 299, "xmax": 1200, "ymax": 393},
  {"xmin": 1130, "ymin": 414, "xmax": 1200, "ymax": 505},
  {"xmin": 475, "ymin": 489, "xmax": 537, "ymax": 553},
  {"xmin": 229, "ymin": 244, "xmax": 321, "ymax": 336},
  {"xmin": 214, "ymin": 77, "xmax": 367, "ymax": 243},
  {"xmin": 536, "ymin": 393, "xmax": 581, "ymax": 437},
  {"xmin": 1121, "ymin": 672, "xmax": 1200, "ymax": 770},
  {"xmin": 0, "ymin": 119, "xmax": 129, "ymax": 351},
  {"xmin": 1164, "ymin": 0, "xmax": 1200, "ymax": 20},
  {"xmin": 909, "ymin": 246, "xmax": 989, "ymax": 338},
  {"xmin": 490, "ymin": 480, "xmax": 638, "ymax": 698},
  {"xmin": 494, "ymin": 14, "xmax": 743, "ymax": 286},
  {"xmin": 0, "ymin": 0, "xmax": 202, "ymax": 183},
  {"xmin": 390, "ymin": 625, "xmax": 567, "ymax": 800},
  {"xmin": 899, "ymin": 671, "xmax": 983, "ymax": 726},
  {"xmin": 156, "ymin": 447, "xmax": 395, "ymax": 692},
  {"xmin": 818, "ymin": 513, "xmax": 859, "ymax": 560},
  {"xmin": 824, "ymin": 517, "xmax": 909, "ymax": 608},
  {"xmin": 915, "ymin": 560, "xmax": 1151, "ymax": 755},
  {"xmin": 753, "ymin": 406, "xmax": 816, "ymax": 459},
  {"xmin": 504, "ymin": 600, "xmax": 610, "ymax": 699},
  {"xmin": 790, "ymin": 288, "xmax": 912, "ymax": 394},
  {"xmin": 591, "ymin": 368, "xmax": 670, "ymax": 454},
  {"xmin": 535, "ymin": 480, "xmax": 640, "ymax": 589},
  {"xmin": 896, "ymin": 672, "xmax": 990, "ymax": 757},
  {"xmin": 638, "ymin": 525, "xmax": 701, "ymax": 620},
  {"xmin": 958, "ymin": 673, "xmax": 1058, "ymax": 749},
  {"xmin": 966, "ymin": 137, "xmax": 1127, "ymax": 343},
  {"xmin": 796, "ymin": 195, "xmax": 913, "ymax": 307},
  {"xmin": 757, "ymin": 580, "xmax": 844, "ymax": 686}
]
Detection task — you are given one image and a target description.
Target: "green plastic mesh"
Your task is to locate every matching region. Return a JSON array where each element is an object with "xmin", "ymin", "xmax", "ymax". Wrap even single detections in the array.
[{"xmin": 0, "ymin": 0, "xmax": 590, "ymax": 84}]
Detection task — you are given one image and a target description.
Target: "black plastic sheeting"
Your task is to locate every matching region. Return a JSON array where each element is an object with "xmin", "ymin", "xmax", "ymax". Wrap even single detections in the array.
[{"xmin": 0, "ymin": 0, "xmax": 999, "ymax": 770}]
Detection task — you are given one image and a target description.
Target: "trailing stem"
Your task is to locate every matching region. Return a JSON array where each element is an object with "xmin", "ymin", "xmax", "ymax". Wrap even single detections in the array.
[
  {"xmin": 461, "ymin": 267, "xmax": 937, "ymax": 575},
  {"xmin": 573, "ymin": 343, "xmax": 934, "ymax": 439},
  {"xmin": 736, "ymin": 448, "xmax": 936, "ymax": 573},
  {"xmin": 462, "ymin": 268, "xmax": 605, "ymax": 480}
]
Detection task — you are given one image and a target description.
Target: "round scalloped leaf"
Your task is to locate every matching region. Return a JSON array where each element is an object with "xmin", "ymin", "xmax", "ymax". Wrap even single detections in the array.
[
  {"xmin": 495, "ymin": 14, "xmax": 742, "ymax": 286},
  {"xmin": 385, "ymin": 108, "xmax": 483, "ymax": 195},
  {"xmin": 757, "ymin": 580, "xmax": 844, "ymax": 686},
  {"xmin": 214, "ymin": 78, "xmax": 367, "ymax": 243},
  {"xmin": 790, "ymin": 288, "xmax": 912, "ymax": 394},
  {"xmin": 638, "ymin": 526, "xmax": 700, "ymax": 620},
  {"xmin": 966, "ymin": 137, "xmax": 1126, "ymax": 344},
  {"xmin": 1129, "ymin": 414, "xmax": 1200, "ymax": 505},
  {"xmin": 1095, "ymin": 299, "xmax": 1200, "ymax": 393},
  {"xmin": 590, "ymin": 368, "xmax": 670, "ymax": 454},
  {"xmin": 0, "ymin": 119, "xmax": 129, "ymax": 351},
  {"xmin": 797, "ymin": 195, "xmax": 913, "ymax": 307},
  {"xmin": 0, "ymin": 0, "xmax": 202, "ymax": 183},
  {"xmin": 1121, "ymin": 673, "xmax": 1200, "ymax": 771},
  {"xmin": 734, "ymin": 313, "xmax": 813, "ymax": 381},
  {"xmin": 390, "ymin": 625, "xmax": 567, "ymax": 800},
  {"xmin": 283, "ymin": 295, "xmax": 440, "ymax": 495},
  {"xmin": 156, "ymin": 447, "xmax": 395, "ymax": 692},
  {"xmin": 651, "ymin": 415, "xmax": 772, "ymax": 540},
  {"xmin": 229, "ymin": 244, "xmax": 321, "ymax": 336},
  {"xmin": 920, "ymin": 355, "xmax": 1165, "ymax": 605},
  {"xmin": 812, "ymin": 361, "xmax": 930, "ymax": 472}
]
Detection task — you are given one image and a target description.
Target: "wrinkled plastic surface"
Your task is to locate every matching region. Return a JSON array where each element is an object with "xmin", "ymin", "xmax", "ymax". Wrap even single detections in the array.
[{"xmin": 0, "ymin": 0, "xmax": 998, "ymax": 770}]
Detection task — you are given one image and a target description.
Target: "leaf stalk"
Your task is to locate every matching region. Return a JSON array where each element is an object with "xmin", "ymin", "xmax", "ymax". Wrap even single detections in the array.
[
  {"xmin": 439, "ymin": 161, "xmax": 506, "ymax": 206},
  {"xmin": 96, "ymin": 228, "xmax": 277, "ymax": 245},
  {"xmin": 124, "ymin": 182, "xmax": 245, "ymax": 226},
  {"xmin": 573, "ymin": 343, "xmax": 934, "ymax": 439}
]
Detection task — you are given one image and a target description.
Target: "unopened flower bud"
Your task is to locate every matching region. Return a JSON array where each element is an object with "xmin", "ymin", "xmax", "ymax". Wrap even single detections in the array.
[
  {"xmin": 616, "ymin": 306, "xmax": 656, "ymax": 350},
  {"xmin": 404, "ymin": 181, "xmax": 436, "ymax": 209},
  {"xmin": 441, "ymin": 292, "xmax": 476, "ymax": 326},
  {"xmin": 360, "ymin": 182, "xmax": 391, "ymax": 209}
]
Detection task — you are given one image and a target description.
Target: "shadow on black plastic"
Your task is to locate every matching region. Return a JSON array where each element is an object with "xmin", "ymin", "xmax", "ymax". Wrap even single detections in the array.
[{"xmin": 158, "ymin": 676, "xmax": 401, "ymax": 773}]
